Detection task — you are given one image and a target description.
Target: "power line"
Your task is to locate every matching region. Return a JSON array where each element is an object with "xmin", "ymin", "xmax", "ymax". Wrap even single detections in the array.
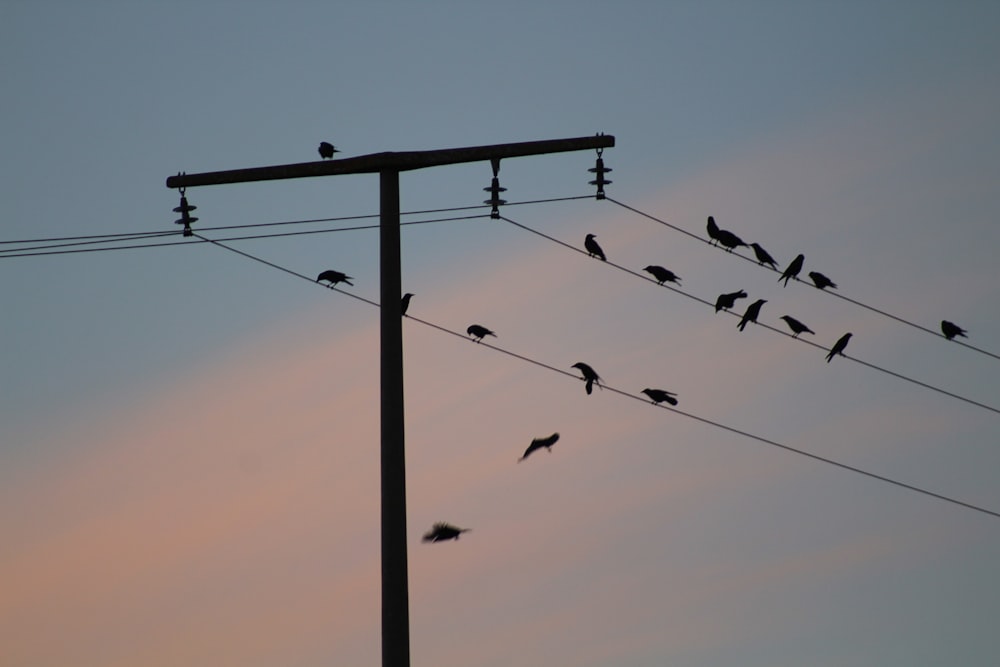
[
  {"xmin": 605, "ymin": 197, "xmax": 1000, "ymax": 363},
  {"xmin": 193, "ymin": 231, "xmax": 1000, "ymax": 522},
  {"xmin": 496, "ymin": 214, "xmax": 1000, "ymax": 417}
]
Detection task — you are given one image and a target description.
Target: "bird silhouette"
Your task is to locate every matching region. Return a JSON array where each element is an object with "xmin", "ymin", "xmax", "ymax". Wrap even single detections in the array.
[
  {"xmin": 750, "ymin": 243, "xmax": 778, "ymax": 269},
  {"xmin": 941, "ymin": 320, "xmax": 968, "ymax": 340},
  {"xmin": 422, "ymin": 522, "xmax": 470, "ymax": 543},
  {"xmin": 318, "ymin": 141, "xmax": 339, "ymax": 159},
  {"xmin": 715, "ymin": 289, "xmax": 748, "ymax": 313},
  {"xmin": 584, "ymin": 233, "xmax": 606, "ymax": 261},
  {"xmin": 642, "ymin": 388, "xmax": 678, "ymax": 406},
  {"xmin": 826, "ymin": 332, "xmax": 853, "ymax": 362},
  {"xmin": 401, "ymin": 293, "xmax": 414, "ymax": 316},
  {"xmin": 316, "ymin": 269, "xmax": 353, "ymax": 286},
  {"xmin": 706, "ymin": 216, "xmax": 721, "ymax": 245},
  {"xmin": 778, "ymin": 253, "xmax": 804, "ymax": 287},
  {"xmin": 779, "ymin": 315, "xmax": 815, "ymax": 337},
  {"xmin": 738, "ymin": 299, "xmax": 767, "ymax": 331},
  {"xmin": 808, "ymin": 271, "xmax": 837, "ymax": 290},
  {"xmin": 466, "ymin": 324, "xmax": 496, "ymax": 342},
  {"xmin": 643, "ymin": 265, "xmax": 681, "ymax": 285},
  {"xmin": 571, "ymin": 362, "xmax": 602, "ymax": 395},
  {"xmin": 518, "ymin": 433, "xmax": 560, "ymax": 462},
  {"xmin": 715, "ymin": 229, "xmax": 748, "ymax": 252}
]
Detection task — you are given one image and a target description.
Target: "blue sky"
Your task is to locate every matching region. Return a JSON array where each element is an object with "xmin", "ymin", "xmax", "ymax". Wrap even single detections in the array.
[{"xmin": 3, "ymin": 2, "xmax": 1000, "ymax": 666}]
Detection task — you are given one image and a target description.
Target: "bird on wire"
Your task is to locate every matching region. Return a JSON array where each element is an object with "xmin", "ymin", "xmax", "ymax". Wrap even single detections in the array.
[
  {"xmin": 643, "ymin": 265, "xmax": 682, "ymax": 285},
  {"xmin": 707, "ymin": 216, "xmax": 721, "ymax": 245},
  {"xmin": 715, "ymin": 229, "xmax": 748, "ymax": 252},
  {"xmin": 826, "ymin": 332, "xmax": 853, "ymax": 362},
  {"xmin": 422, "ymin": 522, "xmax": 470, "ymax": 543},
  {"xmin": 738, "ymin": 299, "xmax": 767, "ymax": 331},
  {"xmin": 779, "ymin": 315, "xmax": 815, "ymax": 337},
  {"xmin": 518, "ymin": 433, "xmax": 560, "ymax": 462},
  {"xmin": 642, "ymin": 388, "xmax": 678, "ymax": 406},
  {"xmin": 808, "ymin": 271, "xmax": 838, "ymax": 290},
  {"xmin": 584, "ymin": 233, "xmax": 606, "ymax": 261},
  {"xmin": 715, "ymin": 289, "xmax": 748, "ymax": 313},
  {"xmin": 941, "ymin": 320, "xmax": 968, "ymax": 340},
  {"xmin": 316, "ymin": 269, "xmax": 353, "ymax": 287},
  {"xmin": 778, "ymin": 253, "xmax": 805, "ymax": 287},
  {"xmin": 571, "ymin": 362, "xmax": 602, "ymax": 395},
  {"xmin": 750, "ymin": 243, "xmax": 778, "ymax": 269},
  {"xmin": 401, "ymin": 292, "xmax": 414, "ymax": 316},
  {"xmin": 317, "ymin": 141, "xmax": 339, "ymax": 159},
  {"xmin": 466, "ymin": 324, "xmax": 496, "ymax": 342}
]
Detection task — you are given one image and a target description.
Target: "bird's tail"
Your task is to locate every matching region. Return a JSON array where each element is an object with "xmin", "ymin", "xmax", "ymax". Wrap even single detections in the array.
[{"xmin": 585, "ymin": 378, "xmax": 594, "ymax": 395}]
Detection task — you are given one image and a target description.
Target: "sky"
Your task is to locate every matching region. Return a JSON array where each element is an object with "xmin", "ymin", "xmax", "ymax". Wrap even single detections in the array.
[{"xmin": 2, "ymin": 2, "xmax": 1000, "ymax": 666}]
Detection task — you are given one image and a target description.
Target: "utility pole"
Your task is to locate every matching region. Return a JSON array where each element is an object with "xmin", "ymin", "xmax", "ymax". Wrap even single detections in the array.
[{"xmin": 166, "ymin": 134, "xmax": 615, "ymax": 667}]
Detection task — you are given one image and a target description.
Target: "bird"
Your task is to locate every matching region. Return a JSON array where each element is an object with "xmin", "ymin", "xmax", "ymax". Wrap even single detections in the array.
[
  {"xmin": 422, "ymin": 522, "xmax": 470, "ymax": 543},
  {"xmin": 715, "ymin": 289, "xmax": 748, "ymax": 313},
  {"xmin": 750, "ymin": 243, "xmax": 778, "ymax": 269},
  {"xmin": 826, "ymin": 332, "xmax": 853, "ymax": 362},
  {"xmin": 643, "ymin": 265, "xmax": 681, "ymax": 285},
  {"xmin": 317, "ymin": 141, "xmax": 339, "ymax": 159},
  {"xmin": 778, "ymin": 253, "xmax": 804, "ymax": 287},
  {"xmin": 706, "ymin": 216, "xmax": 721, "ymax": 245},
  {"xmin": 401, "ymin": 293, "xmax": 414, "ymax": 316},
  {"xmin": 738, "ymin": 299, "xmax": 767, "ymax": 331},
  {"xmin": 466, "ymin": 324, "xmax": 496, "ymax": 342},
  {"xmin": 715, "ymin": 229, "xmax": 748, "ymax": 252},
  {"xmin": 571, "ymin": 362, "xmax": 602, "ymax": 395},
  {"xmin": 941, "ymin": 320, "xmax": 968, "ymax": 340},
  {"xmin": 518, "ymin": 433, "xmax": 560, "ymax": 462},
  {"xmin": 779, "ymin": 315, "xmax": 815, "ymax": 337},
  {"xmin": 808, "ymin": 271, "xmax": 837, "ymax": 290},
  {"xmin": 316, "ymin": 269, "xmax": 353, "ymax": 286},
  {"xmin": 641, "ymin": 388, "xmax": 678, "ymax": 406},
  {"xmin": 584, "ymin": 233, "xmax": 606, "ymax": 261}
]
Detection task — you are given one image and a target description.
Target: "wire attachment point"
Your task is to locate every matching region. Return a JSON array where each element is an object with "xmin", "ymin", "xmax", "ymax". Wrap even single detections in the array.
[
  {"xmin": 482, "ymin": 157, "xmax": 507, "ymax": 219},
  {"xmin": 588, "ymin": 149, "xmax": 613, "ymax": 200},
  {"xmin": 172, "ymin": 176, "xmax": 199, "ymax": 237}
]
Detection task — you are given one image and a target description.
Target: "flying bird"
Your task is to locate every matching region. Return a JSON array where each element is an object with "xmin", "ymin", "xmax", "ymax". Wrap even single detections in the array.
[
  {"xmin": 422, "ymin": 522, "xmax": 470, "ymax": 543},
  {"xmin": 750, "ymin": 243, "xmax": 778, "ymax": 269},
  {"xmin": 779, "ymin": 315, "xmax": 815, "ymax": 337},
  {"xmin": 706, "ymin": 216, "xmax": 721, "ymax": 244},
  {"xmin": 715, "ymin": 289, "xmax": 748, "ymax": 313},
  {"xmin": 826, "ymin": 332, "xmax": 853, "ymax": 362},
  {"xmin": 317, "ymin": 141, "xmax": 339, "ymax": 159},
  {"xmin": 808, "ymin": 271, "xmax": 838, "ymax": 290},
  {"xmin": 778, "ymin": 253, "xmax": 804, "ymax": 287},
  {"xmin": 584, "ymin": 233, "xmax": 606, "ymax": 261},
  {"xmin": 571, "ymin": 362, "xmax": 602, "ymax": 395},
  {"xmin": 518, "ymin": 433, "xmax": 560, "ymax": 462},
  {"xmin": 401, "ymin": 292, "xmax": 414, "ymax": 316},
  {"xmin": 466, "ymin": 324, "xmax": 496, "ymax": 342},
  {"xmin": 641, "ymin": 388, "xmax": 678, "ymax": 406},
  {"xmin": 941, "ymin": 320, "xmax": 968, "ymax": 340},
  {"xmin": 643, "ymin": 265, "xmax": 681, "ymax": 285},
  {"xmin": 738, "ymin": 299, "xmax": 767, "ymax": 331},
  {"xmin": 715, "ymin": 229, "xmax": 748, "ymax": 252},
  {"xmin": 316, "ymin": 269, "xmax": 353, "ymax": 286}
]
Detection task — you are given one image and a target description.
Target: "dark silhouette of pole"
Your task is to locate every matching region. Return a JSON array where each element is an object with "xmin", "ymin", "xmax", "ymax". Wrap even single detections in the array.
[{"xmin": 165, "ymin": 134, "xmax": 614, "ymax": 667}]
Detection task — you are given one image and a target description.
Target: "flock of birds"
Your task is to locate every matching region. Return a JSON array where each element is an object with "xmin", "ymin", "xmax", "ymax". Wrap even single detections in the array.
[{"xmin": 313, "ymin": 142, "xmax": 971, "ymax": 543}]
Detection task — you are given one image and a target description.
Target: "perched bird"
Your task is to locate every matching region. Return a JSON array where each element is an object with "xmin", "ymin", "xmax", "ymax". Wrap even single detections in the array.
[
  {"xmin": 466, "ymin": 324, "xmax": 496, "ymax": 342},
  {"xmin": 808, "ymin": 271, "xmax": 838, "ymax": 290},
  {"xmin": 571, "ymin": 362, "xmax": 602, "ymax": 395},
  {"xmin": 715, "ymin": 229, "xmax": 748, "ymax": 252},
  {"xmin": 779, "ymin": 315, "xmax": 815, "ymax": 337},
  {"xmin": 641, "ymin": 388, "xmax": 678, "ymax": 406},
  {"xmin": 401, "ymin": 292, "xmax": 414, "ymax": 316},
  {"xmin": 643, "ymin": 265, "xmax": 681, "ymax": 285},
  {"xmin": 826, "ymin": 332, "xmax": 853, "ymax": 362},
  {"xmin": 750, "ymin": 243, "xmax": 778, "ymax": 269},
  {"xmin": 715, "ymin": 289, "xmax": 748, "ymax": 313},
  {"xmin": 706, "ymin": 215, "xmax": 721, "ymax": 245},
  {"xmin": 778, "ymin": 253, "xmax": 804, "ymax": 287},
  {"xmin": 738, "ymin": 299, "xmax": 767, "ymax": 331},
  {"xmin": 317, "ymin": 141, "xmax": 339, "ymax": 159},
  {"xmin": 518, "ymin": 433, "xmax": 560, "ymax": 462},
  {"xmin": 316, "ymin": 269, "xmax": 353, "ymax": 287},
  {"xmin": 584, "ymin": 233, "xmax": 606, "ymax": 261},
  {"xmin": 941, "ymin": 320, "xmax": 968, "ymax": 341},
  {"xmin": 422, "ymin": 522, "xmax": 470, "ymax": 543}
]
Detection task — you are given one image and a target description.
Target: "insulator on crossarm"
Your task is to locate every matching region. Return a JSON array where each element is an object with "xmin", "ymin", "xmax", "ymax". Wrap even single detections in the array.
[
  {"xmin": 588, "ymin": 153, "xmax": 613, "ymax": 200},
  {"xmin": 482, "ymin": 157, "xmax": 507, "ymax": 219},
  {"xmin": 173, "ymin": 193, "xmax": 198, "ymax": 237}
]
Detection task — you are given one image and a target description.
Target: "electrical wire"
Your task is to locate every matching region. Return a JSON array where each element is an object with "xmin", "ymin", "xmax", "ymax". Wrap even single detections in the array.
[{"xmin": 193, "ymin": 231, "xmax": 1000, "ymax": 521}]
